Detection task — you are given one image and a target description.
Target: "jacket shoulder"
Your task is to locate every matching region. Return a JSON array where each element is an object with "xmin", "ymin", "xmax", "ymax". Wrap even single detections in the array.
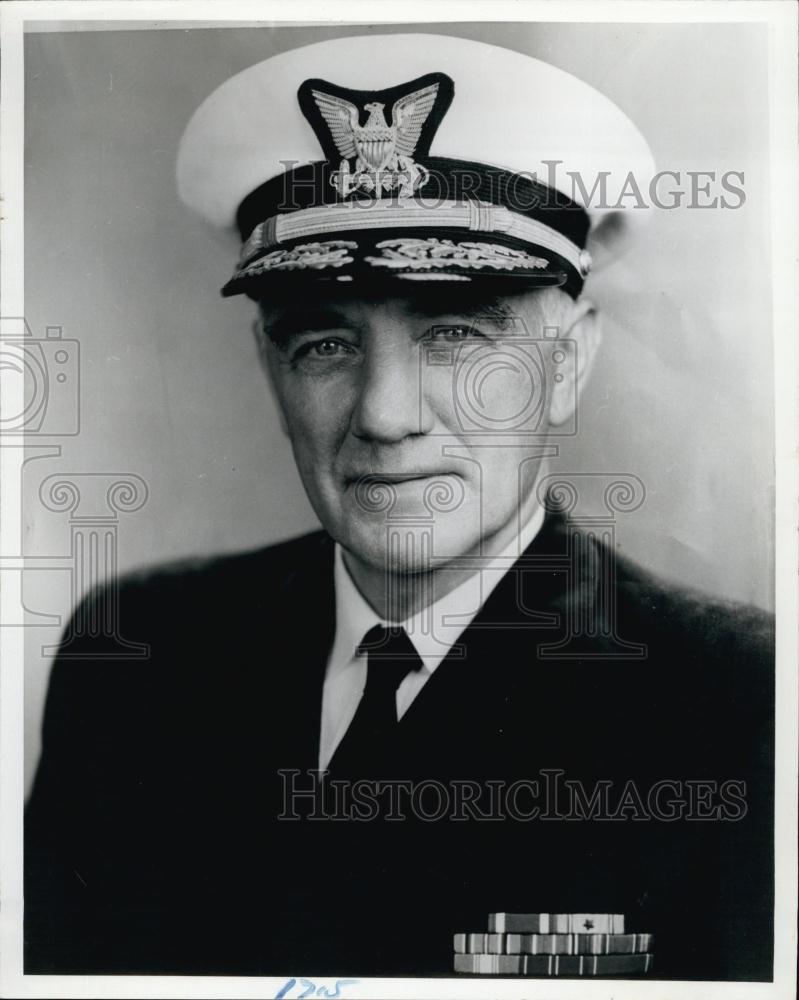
[
  {"xmin": 96, "ymin": 528, "xmax": 331, "ymax": 605},
  {"xmin": 52, "ymin": 529, "xmax": 332, "ymax": 668},
  {"xmin": 40, "ymin": 529, "xmax": 333, "ymax": 729},
  {"xmin": 613, "ymin": 550, "xmax": 774, "ymax": 659}
]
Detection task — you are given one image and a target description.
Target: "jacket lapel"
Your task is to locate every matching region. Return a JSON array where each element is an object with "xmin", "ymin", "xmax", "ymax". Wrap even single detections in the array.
[
  {"xmin": 265, "ymin": 532, "xmax": 336, "ymax": 772},
  {"xmin": 270, "ymin": 514, "xmax": 596, "ymax": 772},
  {"xmin": 397, "ymin": 512, "xmax": 578, "ymax": 715}
]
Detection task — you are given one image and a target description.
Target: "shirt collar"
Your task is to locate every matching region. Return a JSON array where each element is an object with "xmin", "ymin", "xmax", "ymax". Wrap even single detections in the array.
[{"xmin": 329, "ymin": 501, "xmax": 546, "ymax": 677}]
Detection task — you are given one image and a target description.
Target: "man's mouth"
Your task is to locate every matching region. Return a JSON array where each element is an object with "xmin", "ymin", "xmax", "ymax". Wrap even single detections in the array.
[{"xmin": 347, "ymin": 471, "xmax": 454, "ymax": 486}]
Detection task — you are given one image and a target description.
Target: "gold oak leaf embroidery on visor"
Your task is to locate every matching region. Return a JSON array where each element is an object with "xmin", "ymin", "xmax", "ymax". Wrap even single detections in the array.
[
  {"xmin": 236, "ymin": 240, "xmax": 358, "ymax": 275},
  {"xmin": 363, "ymin": 237, "xmax": 550, "ymax": 271}
]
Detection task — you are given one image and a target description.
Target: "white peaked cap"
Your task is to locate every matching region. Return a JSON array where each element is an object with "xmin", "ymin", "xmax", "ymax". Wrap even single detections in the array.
[{"xmin": 177, "ymin": 33, "xmax": 655, "ymax": 297}]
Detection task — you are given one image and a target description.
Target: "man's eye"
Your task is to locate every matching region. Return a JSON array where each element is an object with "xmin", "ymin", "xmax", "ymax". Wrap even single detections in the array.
[
  {"xmin": 427, "ymin": 325, "xmax": 485, "ymax": 342},
  {"xmin": 295, "ymin": 338, "xmax": 355, "ymax": 360}
]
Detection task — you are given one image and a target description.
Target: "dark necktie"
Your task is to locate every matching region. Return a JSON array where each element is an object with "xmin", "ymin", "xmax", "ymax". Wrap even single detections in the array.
[{"xmin": 326, "ymin": 624, "xmax": 423, "ymax": 778}]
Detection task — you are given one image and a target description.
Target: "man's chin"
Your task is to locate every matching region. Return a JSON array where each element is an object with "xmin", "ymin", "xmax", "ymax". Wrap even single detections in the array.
[{"xmin": 337, "ymin": 518, "xmax": 482, "ymax": 577}]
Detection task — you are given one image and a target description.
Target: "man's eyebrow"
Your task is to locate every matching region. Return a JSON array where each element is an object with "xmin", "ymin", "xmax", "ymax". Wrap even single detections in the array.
[
  {"xmin": 405, "ymin": 294, "xmax": 515, "ymax": 329},
  {"xmin": 260, "ymin": 293, "xmax": 519, "ymax": 344},
  {"xmin": 260, "ymin": 307, "xmax": 356, "ymax": 346}
]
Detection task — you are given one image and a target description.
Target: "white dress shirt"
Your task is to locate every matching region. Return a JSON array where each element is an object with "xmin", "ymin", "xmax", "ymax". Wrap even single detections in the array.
[{"xmin": 318, "ymin": 503, "xmax": 546, "ymax": 770}]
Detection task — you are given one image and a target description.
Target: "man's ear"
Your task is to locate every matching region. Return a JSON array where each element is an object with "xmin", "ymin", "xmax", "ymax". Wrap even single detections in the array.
[
  {"xmin": 548, "ymin": 297, "xmax": 602, "ymax": 427},
  {"xmin": 251, "ymin": 314, "xmax": 290, "ymax": 437}
]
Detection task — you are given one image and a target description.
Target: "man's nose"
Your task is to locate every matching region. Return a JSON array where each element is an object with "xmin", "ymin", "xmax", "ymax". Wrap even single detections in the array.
[{"xmin": 350, "ymin": 344, "xmax": 434, "ymax": 443}]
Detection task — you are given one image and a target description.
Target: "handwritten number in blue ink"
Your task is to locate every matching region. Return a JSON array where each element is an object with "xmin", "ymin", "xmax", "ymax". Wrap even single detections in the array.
[
  {"xmin": 274, "ymin": 976, "xmax": 360, "ymax": 999},
  {"xmin": 318, "ymin": 980, "xmax": 360, "ymax": 998}
]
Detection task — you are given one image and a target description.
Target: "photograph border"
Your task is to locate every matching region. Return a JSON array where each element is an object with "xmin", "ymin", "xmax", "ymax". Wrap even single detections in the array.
[{"xmin": 1, "ymin": 2, "xmax": 796, "ymax": 998}]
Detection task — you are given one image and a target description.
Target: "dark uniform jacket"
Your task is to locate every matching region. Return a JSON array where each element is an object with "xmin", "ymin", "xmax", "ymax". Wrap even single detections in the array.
[{"xmin": 25, "ymin": 513, "xmax": 774, "ymax": 979}]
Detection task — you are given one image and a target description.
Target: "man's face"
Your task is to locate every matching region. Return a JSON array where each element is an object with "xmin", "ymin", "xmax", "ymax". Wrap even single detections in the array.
[{"xmin": 259, "ymin": 284, "xmax": 586, "ymax": 574}]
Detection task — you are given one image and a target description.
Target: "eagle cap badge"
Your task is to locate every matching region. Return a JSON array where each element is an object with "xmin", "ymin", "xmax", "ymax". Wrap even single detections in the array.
[{"xmin": 298, "ymin": 72, "xmax": 454, "ymax": 200}]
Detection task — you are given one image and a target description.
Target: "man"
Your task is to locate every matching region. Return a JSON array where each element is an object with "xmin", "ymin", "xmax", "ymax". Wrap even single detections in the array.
[{"xmin": 25, "ymin": 33, "xmax": 773, "ymax": 980}]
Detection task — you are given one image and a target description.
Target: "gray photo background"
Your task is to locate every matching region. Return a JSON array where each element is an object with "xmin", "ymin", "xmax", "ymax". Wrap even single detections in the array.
[{"xmin": 22, "ymin": 21, "xmax": 773, "ymax": 794}]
